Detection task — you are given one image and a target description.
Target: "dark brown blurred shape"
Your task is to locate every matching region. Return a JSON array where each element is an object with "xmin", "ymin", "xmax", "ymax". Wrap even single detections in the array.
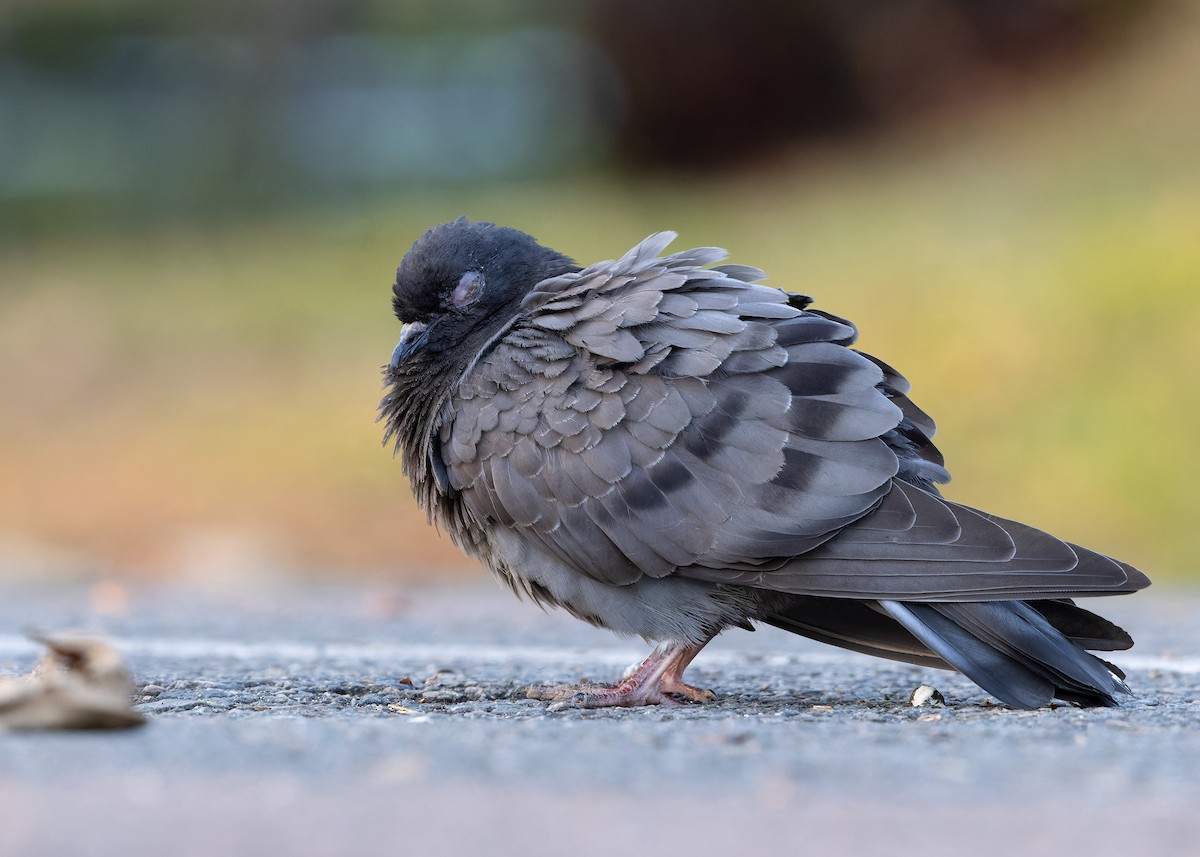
[{"xmin": 589, "ymin": 0, "xmax": 1148, "ymax": 169}]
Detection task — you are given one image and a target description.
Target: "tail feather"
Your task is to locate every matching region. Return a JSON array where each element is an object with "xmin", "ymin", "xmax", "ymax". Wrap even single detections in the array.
[
  {"xmin": 763, "ymin": 594, "xmax": 1135, "ymax": 708},
  {"xmin": 1028, "ymin": 599, "xmax": 1134, "ymax": 651},
  {"xmin": 880, "ymin": 600, "xmax": 1129, "ymax": 708},
  {"xmin": 763, "ymin": 596, "xmax": 948, "ymax": 669}
]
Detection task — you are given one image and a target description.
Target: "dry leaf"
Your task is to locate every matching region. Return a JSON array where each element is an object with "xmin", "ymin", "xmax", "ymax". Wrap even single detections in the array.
[{"xmin": 0, "ymin": 633, "xmax": 145, "ymax": 732}]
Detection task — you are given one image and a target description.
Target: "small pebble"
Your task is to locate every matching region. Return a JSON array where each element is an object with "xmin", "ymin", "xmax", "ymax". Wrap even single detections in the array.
[
  {"xmin": 421, "ymin": 690, "xmax": 468, "ymax": 704},
  {"xmin": 910, "ymin": 685, "xmax": 946, "ymax": 707}
]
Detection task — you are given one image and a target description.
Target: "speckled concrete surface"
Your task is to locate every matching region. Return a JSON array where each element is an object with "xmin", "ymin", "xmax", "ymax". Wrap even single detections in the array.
[{"xmin": 1, "ymin": 582, "xmax": 1197, "ymax": 856}]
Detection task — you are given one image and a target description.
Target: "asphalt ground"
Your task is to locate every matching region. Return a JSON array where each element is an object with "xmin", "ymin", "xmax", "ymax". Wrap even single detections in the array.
[{"xmin": 1, "ymin": 581, "xmax": 1198, "ymax": 856}]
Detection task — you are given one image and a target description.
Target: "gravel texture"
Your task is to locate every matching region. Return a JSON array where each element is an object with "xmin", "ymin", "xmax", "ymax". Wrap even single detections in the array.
[{"xmin": 1, "ymin": 581, "xmax": 1198, "ymax": 856}]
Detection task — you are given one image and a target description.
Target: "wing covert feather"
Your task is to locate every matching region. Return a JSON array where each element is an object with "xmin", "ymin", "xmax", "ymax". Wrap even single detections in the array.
[{"xmin": 437, "ymin": 232, "xmax": 1144, "ymax": 602}]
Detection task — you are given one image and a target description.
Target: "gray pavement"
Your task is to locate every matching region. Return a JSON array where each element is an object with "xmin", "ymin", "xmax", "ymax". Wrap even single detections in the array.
[{"xmin": 1, "ymin": 581, "xmax": 1198, "ymax": 856}]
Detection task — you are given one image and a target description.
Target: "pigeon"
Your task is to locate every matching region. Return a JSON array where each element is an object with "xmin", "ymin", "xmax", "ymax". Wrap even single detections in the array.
[{"xmin": 380, "ymin": 218, "xmax": 1150, "ymax": 709}]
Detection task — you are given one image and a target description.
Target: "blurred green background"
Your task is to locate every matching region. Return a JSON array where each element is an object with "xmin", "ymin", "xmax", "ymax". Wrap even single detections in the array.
[{"xmin": 0, "ymin": 0, "xmax": 1196, "ymax": 584}]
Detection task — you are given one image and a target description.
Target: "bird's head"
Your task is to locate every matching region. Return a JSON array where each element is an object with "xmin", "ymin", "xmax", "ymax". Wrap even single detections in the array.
[{"xmin": 387, "ymin": 218, "xmax": 578, "ymax": 372}]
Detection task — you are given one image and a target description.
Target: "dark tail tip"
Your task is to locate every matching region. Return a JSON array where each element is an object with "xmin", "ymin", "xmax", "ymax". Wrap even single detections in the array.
[{"xmin": 880, "ymin": 600, "xmax": 1132, "ymax": 709}]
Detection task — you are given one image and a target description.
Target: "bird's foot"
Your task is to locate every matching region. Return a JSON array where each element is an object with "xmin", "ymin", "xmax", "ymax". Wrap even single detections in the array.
[
  {"xmin": 659, "ymin": 676, "xmax": 717, "ymax": 704},
  {"xmin": 527, "ymin": 678, "xmax": 682, "ymax": 707},
  {"xmin": 526, "ymin": 639, "xmax": 715, "ymax": 708}
]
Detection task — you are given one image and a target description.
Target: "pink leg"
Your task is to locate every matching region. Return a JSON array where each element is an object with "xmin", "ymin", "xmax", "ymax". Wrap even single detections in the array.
[
  {"xmin": 528, "ymin": 639, "xmax": 716, "ymax": 708},
  {"xmin": 658, "ymin": 642, "xmax": 716, "ymax": 703}
]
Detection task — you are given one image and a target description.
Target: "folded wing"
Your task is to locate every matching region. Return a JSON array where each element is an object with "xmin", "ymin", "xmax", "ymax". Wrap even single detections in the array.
[{"xmin": 439, "ymin": 232, "xmax": 1147, "ymax": 604}]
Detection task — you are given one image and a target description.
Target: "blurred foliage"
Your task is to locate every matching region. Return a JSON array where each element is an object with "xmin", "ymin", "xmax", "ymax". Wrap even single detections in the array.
[
  {"xmin": 0, "ymin": 0, "xmax": 1158, "ymax": 227},
  {"xmin": 0, "ymin": 0, "xmax": 609, "ymax": 227},
  {"xmin": 590, "ymin": 0, "xmax": 1150, "ymax": 168},
  {"xmin": 0, "ymin": 2, "xmax": 1196, "ymax": 583}
]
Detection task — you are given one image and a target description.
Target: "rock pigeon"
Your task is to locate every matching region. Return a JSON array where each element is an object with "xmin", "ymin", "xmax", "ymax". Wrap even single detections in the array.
[{"xmin": 380, "ymin": 218, "xmax": 1150, "ymax": 709}]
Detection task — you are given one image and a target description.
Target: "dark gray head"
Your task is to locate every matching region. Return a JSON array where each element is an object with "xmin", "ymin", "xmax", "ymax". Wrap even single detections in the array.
[{"xmin": 388, "ymin": 218, "xmax": 578, "ymax": 369}]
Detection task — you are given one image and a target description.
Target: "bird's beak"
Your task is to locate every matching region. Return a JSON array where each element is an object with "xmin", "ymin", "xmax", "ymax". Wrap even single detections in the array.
[{"xmin": 390, "ymin": 321, "xmax": 429, "ymax": 369}]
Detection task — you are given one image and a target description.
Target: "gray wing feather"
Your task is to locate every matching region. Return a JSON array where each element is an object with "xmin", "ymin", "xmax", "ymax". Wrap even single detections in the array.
[{"xmin": 440, "ymin": 231, "xmax": 1145, "ymax": 602}]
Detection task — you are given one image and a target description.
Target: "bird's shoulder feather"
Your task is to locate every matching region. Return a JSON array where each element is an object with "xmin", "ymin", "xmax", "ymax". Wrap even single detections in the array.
[{"xmin": 440, "ymin": 234, "xmax": 908, "ymax": 585}]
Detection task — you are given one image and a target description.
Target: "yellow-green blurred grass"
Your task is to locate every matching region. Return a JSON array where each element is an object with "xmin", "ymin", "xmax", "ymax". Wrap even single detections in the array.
[{"xmin": 1, "ymin": 9, "xmax": 1197, "ymax": 581}]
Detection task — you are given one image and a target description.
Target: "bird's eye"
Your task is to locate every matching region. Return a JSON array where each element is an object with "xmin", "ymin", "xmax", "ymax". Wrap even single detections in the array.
[{"xmin": 451, "ymin": 271, "xmax": 483, "ymax": 307}]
